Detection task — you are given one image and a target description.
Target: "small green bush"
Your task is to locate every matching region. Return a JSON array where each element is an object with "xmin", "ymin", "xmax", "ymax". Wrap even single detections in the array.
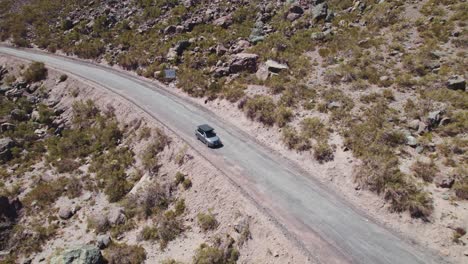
[
  {"xmin": 104, "ymin": 243, "xmax": 146, "ymax": 264},
  {"xmin": 313, "ymin": 143, "xmax": 334, "ymax": 163},
  {"xmin": 243, "ymin": 95, "xmax": 276, "ymax": 126},
  {"xmin": 140, "ymin": 226, "xmax": 159, "ymax": 241},
  {"xmin": 275, "ymin": 106, "xmax": 293, "ymax": 127},
  {"xmin": 197, "ymin": 211, "xmax": 218, "ymax": 231},
  {"xmin": 411, "ymin": 160, "xmax": 439, "ymax": 182},
  {"xmin": 23, "ymin": 61, "xmax": 47, "ymax": 83}
]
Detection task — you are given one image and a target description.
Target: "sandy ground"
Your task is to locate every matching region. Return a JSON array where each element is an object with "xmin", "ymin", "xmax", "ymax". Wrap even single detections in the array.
[{"xmin": 0, "ymin": 56, "xmax": 312, "ymax": 263}]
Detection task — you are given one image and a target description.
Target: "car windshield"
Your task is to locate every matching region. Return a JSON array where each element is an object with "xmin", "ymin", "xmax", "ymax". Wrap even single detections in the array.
[{"xmin": 205, "ymin": 131, "xmax": 216, "ymax": 138}]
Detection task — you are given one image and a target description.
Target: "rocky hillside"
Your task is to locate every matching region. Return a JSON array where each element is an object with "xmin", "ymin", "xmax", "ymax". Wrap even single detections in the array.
[
  {"xmin": 0, "ymin": 0, "xmax": 467, "ymax": 262},
  {"xmin": 0, "ymin": 59, "xmax": 309, "ymax": 264}
]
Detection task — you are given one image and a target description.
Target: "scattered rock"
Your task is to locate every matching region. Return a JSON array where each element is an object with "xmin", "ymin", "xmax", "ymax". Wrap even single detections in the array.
[
  {"xmin": 49, "ymin": 245, "xmax": 103, "ymax": 264},
  {"xmin": 10, "ymin": 109, "xmax": 28, "ymax": 121},
  {"xmin": 408, "ymin": 119, "xmax": 420, "ymax": 130},
  {"xmin": 174, "ymin": 40, "xmax": 191, "ymax": 56},
  {"xmin": 405, "ymin": 134, "xmax": 418, "ymax": 147},
  {"xmin": 265, "ymin": 60, "xmax": 289, "ymax": 73},
  {"xmin": 434, "ymin": 175, "xmax": 455, "ymax": 189},
  {"xmin": 213, "ymin": 15, "xmax": 232, "ymax": 28},
  {"xmin": 311, "ymin": 2, "xmax": 328, "ymax": 22},
  {"xmin": 229, "ymin": 53, "xmax": 259, "ymax": 74},
  {"xmin": 108, "ymin": 208, "xmax": 126, "ymax": 226},
  {"xmin": 0, "ymin": 123, "xmax": 15, "ymax": 133},
  {"xmin": 58, "ymin": 206, "xmax": 74, "ymax": 220},
  {"xmin": 256, "ymin": 65, "xmax": 269, "ymax": 81},
  {"xmin": 447, "ymin": 75, "xmax": 466, "ymax": 91},
  {"xmin": 96, "ymin": 235, "xmax": 111, "ymax": 249}
]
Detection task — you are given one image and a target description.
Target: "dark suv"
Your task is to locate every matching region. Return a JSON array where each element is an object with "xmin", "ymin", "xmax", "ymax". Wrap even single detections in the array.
[{"xmin": 195, "ymin": 124, "xmax": 222, "ymax": 147}]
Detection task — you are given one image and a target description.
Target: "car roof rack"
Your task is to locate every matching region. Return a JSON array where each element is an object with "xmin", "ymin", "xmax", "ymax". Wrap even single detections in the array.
[{"xmin": 198, "ymin": 124, "xmax": 214, "ymax": 132}]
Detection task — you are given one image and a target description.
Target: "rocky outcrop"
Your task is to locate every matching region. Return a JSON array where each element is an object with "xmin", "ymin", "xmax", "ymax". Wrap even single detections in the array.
[
  {"xmin": 229, "ymin": 53, "xmax": 259, "ymax": 74},
  {"xmin": 0, "ymin": 196, "xmax": 22, "ymax": 250},
  {"xmin": 447, "ymin": 75, "xmax": 466, "ymax": 91},
  {"xmin": 0, "ymin": 137, "xmax": 15, "ymax": 162},
  {"xmin": 50, "ymin": 245, "xmax": 103, "ymax": 264}
]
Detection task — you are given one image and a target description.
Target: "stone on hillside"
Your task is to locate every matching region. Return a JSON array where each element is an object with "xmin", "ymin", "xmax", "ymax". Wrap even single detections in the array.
[
  {"xmin": 10, "ymin": 109, "xmax": 28, "ymax": 121},
  {"xmin": 164, "ymin": 25, "xmax": 176, "ymax": 35},
  {"xmin": 434, "ymin": 175, "xmax": 455, "ymax": 189},
  {"xmin": 405, "ymin": 134, "xmax": 418, "ymax": 147},
  {"xmin": 249, "ymin": 20, "xmax": 265, "ymax": 44},
  {"xmin": 447, "ymin": 75, "xmax": 466, "ymax": 91},
  {"xmin": 229, "ymin": 53, "xmax": 259, "ymax": 74},
  {"xmin": 256, "ymin": 65, "xmax": 269, "ymax": 81},
  {"xmin": 408, "ymin": 119, "xmax": 420, "ymax": 130},
  {"xmin": 216, "ymin": 44, "xmax": 228, "ymax": 56},
  {"xmin": 427, "ymin": 110, "xmax": 443, "ymax": 128},
  {"xmin": 311, "ymin": 29, "xmax": 333, "ymax": 41},
  {"xmin": 311, "ymin": 3, "xmax": 328, "ymax": 22},
  {"xmin": 287, "ymin": 12, "xmax": 302, "ymax": 21},
  {"xmin": 213, "ymin": 15, "xmax": 232, "ymax": 28},
  {"xmin": 0, "ymin": 137, "xmax": 15, "ymax": 161},
  {"xmin": 0, "ymin": 123, "xmax": 15, "ymax": 133},
  {"xmin": 49, "ymin": 245, "xmax": 103, "ymax": 264},
  {"xmin": 289, "ymin": 5, "xmax": 304, "ymax": 15},
  {"xmin": 96, "ymin": 235, "xmax": 111, "ymax": 249},
  {"xmin": 265, "ymin": 60, "xmax": 288, "ymax": 73},
  {"xmin": 108, "ymin": 208, "xmax": 126, "ymax": 226},
  {"xmin": 58, "ymin": 206, "xmax": 74, "ymax": 220},
  {"xmin": 174, "ymin": 40, "xmax": 191, "ymax": 56}
]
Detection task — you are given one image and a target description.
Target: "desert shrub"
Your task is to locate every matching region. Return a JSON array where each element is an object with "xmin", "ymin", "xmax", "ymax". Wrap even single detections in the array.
[
  {"xmin": 440, "ymin": 111, "xmax": 468, "ymax": 137},
  {"xmin": 197, "ymin": 211, "xmax": 218, "ymax": 231},
  {"xmin": 174, "ymin": 199, "xmax": 186, "ymax": 216},
  {"xmin": 281, "ymin": 126, "xmax": 310, "ymax": 151},
  {"xmin": 452, "ymin": 227, "xmax": 467, "ymax": 244},
  {"xmin": 193, "ymin": 239, "xmax": 239, "ymax": 264},
  {"xmin": 90, "ymin": 147, "xmax": 134, "ymax": 202},
  {"xmin": 55, "ymin": 158, "xmax": 80, "ymax": 173},
  {"xmin": 182, "ymin": 178, "xmax": 192, "ymax": 190},
  {"xmin": 301, "ymin": 117, "xmax": 328, "ymax": 140},
  {"xmin": 123, "ymin": 183, "xmax": 169, "ymax": 219},
  {"xmin": 22, "ymin": 178, "xmax": 68, "ymax": 210},
  {"xmin": 358, "ymin": 156, "xmax": 434, "ymax": 220},
  {"xmin": 223, "ymin": 83, "xmax": 246, "ymax": 103},
  {"xmin": 157, "ymin": 210, "xmax": 185, "ymax": 249},
  {"xmin": 140, "ymin": 226, "xmax": 158, "ymax": 241},
  {"xmin": 59, "ymin": 74, "xmax": 68, "ymax": 82},
  {"xmin": 453, "ymin": 178, "xmax": 468, "ymax": 200},
  {"xmin": 313, "ymin": 143, "xmax": 334, "ymax": 163},
  {"xmin": 243, "ymin": 95, "xmax": 276, "ymax": 126},
  {"xmin": 175, "ymin": 145, "xmax": 187, "ymax": 166},
  {"xmin": 138, "ymin": 126, "xmax": 152, "ymax": 140},
  {"xmin": 141, "ymin": 130, "xmax": 169, "ymax": 171},
  {"xmin": 174, "ymin": 172, "xmax": 186, "ymax": 185},
  {"xmin": 104, "ymin": 243, "xmax": 146, "ymax": 264},
  {"xmin": 193, "ymin": 244, "xmax": 224, "ymax": 264},
  {"xmin": 23, "ymin": 61, "xmax": 47, "ymax": 83},
  {"xmin": 275, "ymin": 106, "xmax": 293, "ymax": 127},
  {"xmin": 87, "ymin": 215, "xmax": 110, "ymax": 234},
  {"xmin": 37, "ymin": 103, "xmax": 55, "ymax": 125},
  {"xmin": 411, "ymin": 160, "xmax": 439, "ymax": 182},
  {"xmin": 73, "ymin": 39, "xmax": 105, "ymax": 59}
]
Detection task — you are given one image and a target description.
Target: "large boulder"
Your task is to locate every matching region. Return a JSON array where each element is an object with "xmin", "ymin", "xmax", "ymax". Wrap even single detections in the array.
[
  {"xmin": 265, "ymin": 60, "xmax": 289, "ymax": 73},
  {"xmin": 50, "ymin": 245, "xmax": 103, "ymax": 264},
  {"xmin": 0, "ymin": 138, "xmax": 15, "ymax": 162},
  {"xmin": 229, "ymin": 53, "xmax": 259, "ymax": 74},
  {"xmin": 447, "ymin": 75, "xmax": 466, "ymax": 91}
]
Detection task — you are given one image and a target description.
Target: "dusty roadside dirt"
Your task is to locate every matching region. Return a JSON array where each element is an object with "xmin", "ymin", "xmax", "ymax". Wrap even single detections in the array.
[{"xmin": 0, "ymin": 55, "xmax": 313, "ymax": 264}]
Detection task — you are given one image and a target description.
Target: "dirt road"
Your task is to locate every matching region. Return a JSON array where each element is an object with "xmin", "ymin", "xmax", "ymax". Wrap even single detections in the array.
[{"xmin": 0, "ymin": 46, "xmax": 446, "ymax": 264}]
